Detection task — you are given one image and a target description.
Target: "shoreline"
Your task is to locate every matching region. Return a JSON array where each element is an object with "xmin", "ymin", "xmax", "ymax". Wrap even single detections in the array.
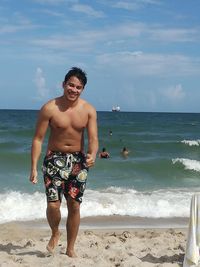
[
  {"xmin": 3, "ymin": 215, "xmax": 189, "ymax": 230},
  {"xmin": 81, "ymin": 215, "xmax": 189, "ymax": 229}
]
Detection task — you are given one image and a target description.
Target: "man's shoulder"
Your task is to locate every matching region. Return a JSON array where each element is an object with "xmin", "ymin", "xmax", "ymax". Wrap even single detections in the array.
[
  {"xmin": 80, "ymin": 99, "xmax": 96, "ymax": 113},
  {"xmin": 40, "ymin": 98, "xmax": 58, "ymax": 114},
  {"xmin": 43, "ymin": 97, "xmax": 61, "ymax": 108}
]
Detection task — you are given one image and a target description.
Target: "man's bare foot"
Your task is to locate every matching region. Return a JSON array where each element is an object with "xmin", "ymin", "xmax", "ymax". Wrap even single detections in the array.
[
  {"xmin": 46, "ymin": 232, "xmax": 60, "ymax": 253},
  {"xmin": 66, "ymin": 249, "xmax": 77, "ymax": 258}
]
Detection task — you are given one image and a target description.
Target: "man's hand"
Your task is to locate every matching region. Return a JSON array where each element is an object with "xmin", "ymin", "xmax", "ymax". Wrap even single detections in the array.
[
  {"xmin": 86, "ymin": 153, "xmax": 95, "ymax": 168},
  {"xmin": 29, "ymin": 169, "xmax": 38, "ymax": 184}
]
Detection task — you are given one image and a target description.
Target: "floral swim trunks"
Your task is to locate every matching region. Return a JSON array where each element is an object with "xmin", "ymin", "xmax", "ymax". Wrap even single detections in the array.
[{"xmin": 42, "ymin": 151, "xmax": 88, "ymax": 203}]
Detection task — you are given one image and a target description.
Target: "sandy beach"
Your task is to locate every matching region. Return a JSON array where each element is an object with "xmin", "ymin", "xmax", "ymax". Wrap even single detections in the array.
[{"xmin": 0, "ymin": 216, "xmax": 188, "ymax": 267}]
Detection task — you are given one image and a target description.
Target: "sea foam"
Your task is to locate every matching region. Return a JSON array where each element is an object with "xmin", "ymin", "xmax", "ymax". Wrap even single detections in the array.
[
  {"xmin": 172, "ymin": 158, "xmax": 200, "ymax": 172},
  {"xmin": 181, "ymin": 139, "xmax": 200, "ymax": 146},
  {"xmin": 0, "ymin": 188, "xmax": 195, "ymax": 223}
]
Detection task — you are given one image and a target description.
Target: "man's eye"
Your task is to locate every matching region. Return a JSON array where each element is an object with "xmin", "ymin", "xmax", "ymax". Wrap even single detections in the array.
[{"xmin": 67, "ymin": 83, "xmax": 82, "ymax": 90}]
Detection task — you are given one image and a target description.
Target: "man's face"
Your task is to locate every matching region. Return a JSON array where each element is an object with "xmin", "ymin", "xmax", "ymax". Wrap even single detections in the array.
[{"xmin": 63, "ymin": 76, "xmax": 84, "ymax": 102}]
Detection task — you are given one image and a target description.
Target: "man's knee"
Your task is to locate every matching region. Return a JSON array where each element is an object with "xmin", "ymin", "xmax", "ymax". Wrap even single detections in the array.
[
  {"xmin": 47, "ymin": 201, "xmax": 61, "ymax": 211},
  {"xmin": 67, "ymin": 197, "xmax": 80, "ymax": 214}
]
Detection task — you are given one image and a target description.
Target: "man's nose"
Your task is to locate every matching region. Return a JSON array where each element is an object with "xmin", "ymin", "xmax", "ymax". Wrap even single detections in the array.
[{"xmin": 71, "ymin": 86, "xmax": 77, "ymax": 92}]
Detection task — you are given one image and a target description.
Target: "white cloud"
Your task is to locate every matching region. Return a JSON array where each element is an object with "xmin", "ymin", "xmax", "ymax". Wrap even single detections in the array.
[
  {"xmin": 96, "ymin": 51, "xmax": 200, "ymax": 77},
  {"xmin": 32, "ymin": 0, "xmax": 70, "ymax": 4},
  {"xmin": 112, "ymin": 1, "xmax": 139, "ymax": 10},
  {"xmin": 0, "ymin": 23, "xmax": 37, "ymax": 34},
  {"xmin": 40, "ymin": 9, "xmax": 64, "ymax": 17},
  {"xmin": 28, "ymin": 21, "xmax": 200, "ymax": 55},
  {"xmin": 163, "ymin": 84, "xmax": 185, "ymax": 101},
  {"xmin": 149, "ymin": 28, "xmax": 198, "ymax": 43},
  {"xmin": 34, "ymin": 67, "xmax": 49, "ymax": 99},
  {"xmin": 28, "ymin": 23, "xmax": 143, "ymax": 52},
  {"xmin": 111, "ymin": 0, "xmax": 160, "ymax": 10},
  {"xmin": 30, "ymin": 27, "xmax": 113, "ymax": 51},
  {"xmin": 0, "ymin": 13, "xmax": 38, "ymax": 35},
  {"xmin": 70, "ymin": 4, "xmax": 104, "ymax": 18}
]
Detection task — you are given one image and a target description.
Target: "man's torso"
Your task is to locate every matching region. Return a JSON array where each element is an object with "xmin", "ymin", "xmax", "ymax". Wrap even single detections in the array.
[{"xmin": 47, "ymin": 98, "xmax": 89, "ymax": 153}]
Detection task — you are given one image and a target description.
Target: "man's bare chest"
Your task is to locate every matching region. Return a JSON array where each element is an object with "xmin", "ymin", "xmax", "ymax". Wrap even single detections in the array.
[{"xmin": 50, "ymin": 112, "xmax": 87, "ymax": 131}]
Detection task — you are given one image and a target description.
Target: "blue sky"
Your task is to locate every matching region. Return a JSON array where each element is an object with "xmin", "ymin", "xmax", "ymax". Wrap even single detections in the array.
[{"xmin": 0, "ymin": 0, "xmax": 200, "ymax": 112}]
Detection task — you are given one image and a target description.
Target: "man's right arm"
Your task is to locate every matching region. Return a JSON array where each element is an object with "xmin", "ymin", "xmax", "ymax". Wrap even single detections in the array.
[{"xmin": 29, "ymin": 104, "xmax": 51, "ymax": 184}]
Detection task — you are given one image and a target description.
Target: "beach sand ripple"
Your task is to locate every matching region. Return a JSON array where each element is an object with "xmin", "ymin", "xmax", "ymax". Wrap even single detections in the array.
[{"xmin": 0, "ymin": 222, "xmax": 187, "ymax": 267}]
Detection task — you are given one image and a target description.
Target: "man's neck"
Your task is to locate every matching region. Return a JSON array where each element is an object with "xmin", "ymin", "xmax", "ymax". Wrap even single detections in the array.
[{"xmin": 62, "ymin": 95, "xmax": 80, "ymax": 109}]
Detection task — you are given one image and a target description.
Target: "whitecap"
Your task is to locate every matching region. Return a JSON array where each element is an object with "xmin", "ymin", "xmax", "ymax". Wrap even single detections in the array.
[{"xmin": 172, "ymin": 158, "xmax": 200, "ymax": 172}]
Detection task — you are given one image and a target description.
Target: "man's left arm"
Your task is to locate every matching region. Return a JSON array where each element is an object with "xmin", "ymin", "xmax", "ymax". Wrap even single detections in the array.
[{"xmin": 86, "ymin": 106, "xmax": 99, "ymax": 168}]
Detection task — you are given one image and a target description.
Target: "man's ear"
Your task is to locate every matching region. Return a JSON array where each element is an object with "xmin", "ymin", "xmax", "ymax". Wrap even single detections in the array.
[{"xmin": 62, "ymin": 81, "xmax": 65, "ymax": 88}]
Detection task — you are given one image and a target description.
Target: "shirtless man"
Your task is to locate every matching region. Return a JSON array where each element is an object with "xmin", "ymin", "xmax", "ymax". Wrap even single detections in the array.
[
  {"xmin": 121, "ymin": 147, "xmax": 130, "ymax": 158},
  {"xmin": 99, "ymin": 147, "xmax": 110, "ymax": 158},
  {"xmin": 29, "ymin": 67, "xmax": 98, "ymax": 257}
]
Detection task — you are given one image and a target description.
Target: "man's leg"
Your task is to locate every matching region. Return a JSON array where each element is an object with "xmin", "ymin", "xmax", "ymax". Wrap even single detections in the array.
[
  {"xmin": 46, "ymin": 201, "xmax": 61, "ymax": 252},
  {"xmin": 66, "ymin": 196, "xmax": 80, "ymax": 257}
]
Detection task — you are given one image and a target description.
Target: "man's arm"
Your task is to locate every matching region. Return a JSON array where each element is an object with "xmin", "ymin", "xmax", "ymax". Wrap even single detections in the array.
[
  {"xmin": 86, "ymin": 105, "xmax": 99, "ymax": 168},
  {"xmin": 29, "ymin": 104, "xmax": 50, "ymax": 184}
]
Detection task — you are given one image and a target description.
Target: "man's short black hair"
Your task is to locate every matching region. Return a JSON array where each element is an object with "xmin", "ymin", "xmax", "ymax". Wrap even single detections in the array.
[{"xmin": 64, "ymin": 67, "xmax": 87, "ymax": 87}]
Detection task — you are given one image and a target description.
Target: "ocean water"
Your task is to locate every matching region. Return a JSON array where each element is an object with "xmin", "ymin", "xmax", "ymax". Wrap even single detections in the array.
[{"xmin": 0, "ymin": 109, "xmax": 200, "ymax": 224}]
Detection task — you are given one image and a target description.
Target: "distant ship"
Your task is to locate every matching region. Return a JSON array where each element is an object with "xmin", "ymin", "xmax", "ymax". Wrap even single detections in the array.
[{"xmin": 112, "ymin": 106, "xmax": 121, "ymax": 112}]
